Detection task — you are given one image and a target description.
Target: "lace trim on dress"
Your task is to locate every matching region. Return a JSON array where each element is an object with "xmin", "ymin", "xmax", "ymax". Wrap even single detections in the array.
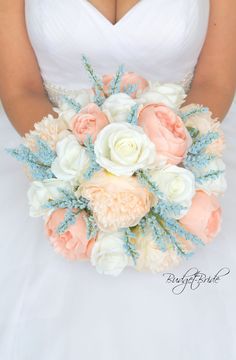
[{"xmin": 44, "ymin": 71, "xmax": 194, "ymax": 107}]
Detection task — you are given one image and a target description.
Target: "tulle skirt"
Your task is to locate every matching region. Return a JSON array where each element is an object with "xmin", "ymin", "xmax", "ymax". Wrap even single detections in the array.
[{"xmin": 0, "ymin": 101, "xmax": 236, "ymax": 360}]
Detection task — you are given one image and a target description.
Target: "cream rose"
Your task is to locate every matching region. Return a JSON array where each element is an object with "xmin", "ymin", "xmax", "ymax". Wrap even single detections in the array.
[
  {"xmin": 194, "ymin": 158, "xmax": 227, "ymax": 195},
  {"xmin": 91, "ymin": 231, "xmax": 129, "ymax": 276},
  {"xmin": 136, "ymin": 82, "xmax": 186, "ymax": 109},
  {"xmin": 150, "ymin": 166, "xmax": 195, "ymax": 218},
  {"xmin": 102, "ymin": 93, "xmax": 137, "ymax": 122},
  {"xmin": 94, "ymin": 123, "xmax": 157, "ymax": 176},
  {"xmin": 51, "ymin": 134, "xmax": 89, "ymax": 183},
  {"xmin": 55, "ymin": 89, "xmax": 95, "ymax": 125},
  {"xmin": 78, "ymin": 170, "xmax": 153, "ymax": 232},
  {"xmin": 27, "ymin": 179, "xmax": 71, "ymax": 217}
]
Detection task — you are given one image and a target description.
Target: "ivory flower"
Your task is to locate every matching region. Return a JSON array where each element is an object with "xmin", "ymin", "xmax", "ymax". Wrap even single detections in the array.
[
  {"xmin": 51, "ymin": 134, "xmax": 89, "ymax": 183},
  {"xmin": 55, "ymin": 89, "xmax": 95, "ymax": 125},
  {"xmin": 136, "ymin": 82, "xmax": 186, "ymax": 109},
  {"xmin": 102, "ymin": 93, "xmax": 137, "ymax": 122},
  {"xmin": 94, "ymin": 122, "xmax": 157, "ymax": 176},
  {"xmin": 27, "ymin": 179, "xmax": 71, "ymax": 217},
  {"xmin": 194, "ymin": 158, "xmax": 227, "ymax": 196},
  {"xmin": 91, "ymin": 231, "xmax": 129, "ymax": 276},
  {"xmin": 150, "ymin": 165, "xmax": 195, "ymax": 218}
]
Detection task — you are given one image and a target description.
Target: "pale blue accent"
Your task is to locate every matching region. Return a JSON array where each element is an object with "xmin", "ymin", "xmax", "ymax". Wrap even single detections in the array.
[
  {"xmin": 83, "ymin": 135, "xmax": 101, "ymax": 180},
  {"xmin": 56, "ymin": 209, "xmax": 77, "ymax": 235},
  {"xmin": 6, "ymin": 137, "xmax": 56, "ymax": 180},
  {"xmin": 123, "ymin": 84, "xmax": 138, "ymax": 96},
  {"xmin": 180, "ymin": 106, "xmax": 209, "ymax": 122},
  {"xmin": 61, "ymin": 95, "xmax": 81, "ymax": 113},
  {"xmin": 127, "ymin": 104, "xmax": 139, "ymax": 125},
  {"xmin": 196, "ymin": 170, "xmax": 224, "ymax": 184},
  {"xmin": 188, "ymin": 131, "xmax": 219, "ymax": 155},
  {"xmin": 108, "ymin": 64, "xmax": 125, "ymax": 95},
  {"xmin": 43, "ymin": 188, "xmax": 89, "ymax": 211},
  {"xmin": 123, "ymin": 228, "xmax": 139, "ymax": 264}
]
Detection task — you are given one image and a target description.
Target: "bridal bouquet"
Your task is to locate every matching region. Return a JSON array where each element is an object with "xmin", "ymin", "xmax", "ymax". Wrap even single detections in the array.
[{"xmin": 8, "ymin": 56, "xmax": 226, "ymax": 276}]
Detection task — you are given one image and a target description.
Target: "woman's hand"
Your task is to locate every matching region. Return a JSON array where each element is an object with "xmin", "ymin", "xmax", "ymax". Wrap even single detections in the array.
[
  {"xmin": 0, "ymin": 0, "xmax": 56, "ymax": 136},
  {"xmin": 183, "ymin": 0, "xmax": 236, "ymax": 121}
]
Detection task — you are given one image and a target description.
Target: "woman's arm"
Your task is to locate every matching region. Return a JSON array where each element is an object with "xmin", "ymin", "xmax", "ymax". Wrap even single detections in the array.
[
  {"xmin": 0, "ymin": 0, "xmax": 56, "ymax": 136},
  {"xmin": 183, "ymin": 0, "xmax": 236, "ymax": 121}
]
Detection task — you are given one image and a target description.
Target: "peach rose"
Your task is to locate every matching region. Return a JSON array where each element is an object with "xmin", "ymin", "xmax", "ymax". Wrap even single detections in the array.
[
  {"xmin": 78, "ymin": 170, "xmax": 153, "ymax": 232},
  {"xmin": 180, "ymin": 190, "xmax": 222, "ymax": 244},
  {"xmin": 102, "ymin": 72, "xmax": 148, "ymax": 98},
  {"xmin": 45, "ymin": 209, "xmax": 96, "ymax": 260},
  {"xmin": 138, "ymin": 104, "xmax": 191, "ymax": 165},
  {"xmin": 71, "ymin": 103, "xmax": 109, "ymax": 144}
]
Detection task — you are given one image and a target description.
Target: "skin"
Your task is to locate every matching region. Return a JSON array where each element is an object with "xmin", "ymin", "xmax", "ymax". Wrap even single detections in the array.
[{"xmin": 0, "ymin": 0, "xmax": 235, "ymax": 136}]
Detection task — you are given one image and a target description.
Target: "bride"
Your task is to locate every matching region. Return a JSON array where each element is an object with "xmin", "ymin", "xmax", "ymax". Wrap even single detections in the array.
[{"xmin": 0, "ymin": 0, "xmax": 235, "ymax": 359}]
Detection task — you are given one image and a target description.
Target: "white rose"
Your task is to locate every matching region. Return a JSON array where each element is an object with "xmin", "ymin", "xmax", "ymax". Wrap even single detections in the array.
[
  {"xmin": 136, "ymin": 82, "xmax": 186, "ymax": 109},
  {"xmin": 135, "ymin": 228, "xmax": 181, "ymax": 273},
  {"xmin": 195, "ymin": 158, "xmax": 227, "ymax": 195},
  {"xmin": 94, "ymin": 123, "xmax": 157, "ymax": 176},
  {"xmin": 102, "ymin": 93, "xmax": 137, "ymax": 122},
  {"xmin": 91, "ymin": 232, "xmax": 129, "ymax": 276},
  {"xmin": 55, "ymin": 89, "xmax": 94, "ymax": 125},
  {"xmin": 51, "ymin": 134, "xmax": 89, "ymax": 182},
  {"xmin": 150, "ymin": 166, "xmax": 195, "ymax": 218},
  {"xmin": 27, "ymin": 179, "xmax": 71, "ymax": 217}
]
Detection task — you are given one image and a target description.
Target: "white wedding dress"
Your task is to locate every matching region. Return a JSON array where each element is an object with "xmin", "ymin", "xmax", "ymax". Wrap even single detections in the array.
[{"xmin": 0, "ymin": 1, "xmax": 236, "ymax": 359}]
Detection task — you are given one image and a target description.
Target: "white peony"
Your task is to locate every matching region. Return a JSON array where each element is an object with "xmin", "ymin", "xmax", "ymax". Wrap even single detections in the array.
[
  {"xmin": 27, "ymin": 179, "xmax": 71, "ymax": 217},
  {"xmin": 195, "ymin": 158, "xmax": 227, "ymax": 195},
  {"xmin": 51, "ymin": 134, "xmax": 89, "ymax": 183},
  {"xmin": 94, "ymin": 123, "xmax": 157, "ymax": 176},
  {"xmin": 150, "ymin": 165, "xmax": 196, "ymax": 218},
  {"xmin": 55, "ymin": 89, "xmax": 94, "ymax": 125},
  {"xmin": 136, "ymin": 82, "xmax": 186, "ymax": 109},
  {"xmin": 135, "ymin": 228, "xmax": 181, "ymax": 273},
  {"xmin": 91, "ymin": 232, "xmax": 129, "ymax": 276},
  {"xmin": 102, "ymin": 93, "xmax": 137, "ymax": 122}
]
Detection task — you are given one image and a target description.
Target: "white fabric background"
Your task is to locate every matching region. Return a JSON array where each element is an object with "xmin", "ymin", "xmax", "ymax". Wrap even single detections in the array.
[{"xmin": 0, "ymin": 0, "xmax": 236, "ymax": 359}]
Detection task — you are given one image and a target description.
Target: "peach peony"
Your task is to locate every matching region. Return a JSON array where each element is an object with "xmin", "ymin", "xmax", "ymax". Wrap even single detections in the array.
[
  {"xmin": 45, "ymin": 209, "xmax": 96, "ymax": 260},
  {"xmin": 102, "ymin": 72, "xmax": 148, "ymax": 98},
  {"xmin": 138, "ymin": 104, "xmax": 191, "ymax": 165},
  {"xmin": 180, "ymin": 190, "xmax": 222, "ymax": 244},
  {"xmin": 78, "ymin": 170, "xmax": 153, "ymax": 232},
  {"xmin": 182, "ymin": 104, "xmax": 225, "ymax": 157},
  {"xmin": 24, "ymin": 114, "xmax": 69, "ymax": 151},
  {"xmin": 71, "ymin": 103, "xmax": 109, "ymax": 144},
  {"xmin": 135, "ymin": 229, "xmax": 181, "ymax": 273}
]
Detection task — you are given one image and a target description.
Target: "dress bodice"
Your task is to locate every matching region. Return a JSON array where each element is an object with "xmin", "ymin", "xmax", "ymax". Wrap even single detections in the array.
[{"xmin": 25, "ymin": 0, "xmax": 210, "ymax": 104}]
